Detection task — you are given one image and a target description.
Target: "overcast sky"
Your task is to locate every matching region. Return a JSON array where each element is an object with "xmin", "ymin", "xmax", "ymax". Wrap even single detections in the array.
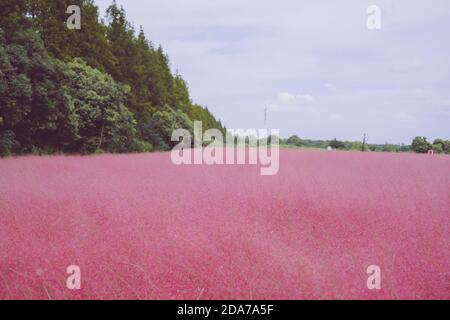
[{"xmin": 95, "ymin": 0, "xmax": 450, "ymax": 144}]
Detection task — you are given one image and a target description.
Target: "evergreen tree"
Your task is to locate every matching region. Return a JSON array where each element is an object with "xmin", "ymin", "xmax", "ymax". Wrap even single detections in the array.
[
  {"xmin": 0, "ymin": 0, "xmax": 226, "ymax": 156},
  {"xmin": 0, "ymin": 0, "xmax": 30, "ymax": 37}
]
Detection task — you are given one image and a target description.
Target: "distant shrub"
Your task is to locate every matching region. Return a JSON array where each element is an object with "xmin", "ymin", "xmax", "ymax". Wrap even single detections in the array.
[{"xmin": 412, "ymin": 137, "xmax": 432, "ymax": 154}]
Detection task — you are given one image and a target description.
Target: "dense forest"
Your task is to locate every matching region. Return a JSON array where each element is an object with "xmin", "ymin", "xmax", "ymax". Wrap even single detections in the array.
[{"xmin": 0, "ymin": 0, "xmax": 225, "ymax": 156}]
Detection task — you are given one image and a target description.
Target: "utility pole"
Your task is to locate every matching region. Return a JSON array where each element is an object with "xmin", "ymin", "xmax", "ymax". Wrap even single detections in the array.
[{"xmin": 362, "ymin": 133, "xmax": 367, "ymax": 152}]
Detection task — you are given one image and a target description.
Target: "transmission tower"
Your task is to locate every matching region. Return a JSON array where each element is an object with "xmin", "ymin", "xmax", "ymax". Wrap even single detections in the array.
[{"xmin": 264, "ymin": 107, "xmax": 268, "ymax": 129}]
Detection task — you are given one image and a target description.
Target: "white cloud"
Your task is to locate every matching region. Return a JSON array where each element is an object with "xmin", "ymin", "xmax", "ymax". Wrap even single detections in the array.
[
  {"xmin": 268, "ymin": 92, "xmax": 316, "ymax": 112},
  {"xmin": 278, "ymin": 92, "xmax": 315, "ymax": 104}
]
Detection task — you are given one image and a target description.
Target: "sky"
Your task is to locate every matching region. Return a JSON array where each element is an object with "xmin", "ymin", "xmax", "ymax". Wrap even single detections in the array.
[{"xmin": 95, "ymin": 0, "xmax": 450, "ymax": 144}]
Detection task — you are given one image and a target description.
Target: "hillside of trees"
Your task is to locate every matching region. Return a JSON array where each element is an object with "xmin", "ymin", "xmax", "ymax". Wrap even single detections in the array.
[{"xmin": 0, "ymin": 0, "xmax": 225, "ymax": 157}]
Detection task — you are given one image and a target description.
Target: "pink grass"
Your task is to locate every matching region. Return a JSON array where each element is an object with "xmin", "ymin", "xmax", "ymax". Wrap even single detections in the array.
[{"xmin": 0, "ymin": 150, "xmax": 449, "ymax": 299}]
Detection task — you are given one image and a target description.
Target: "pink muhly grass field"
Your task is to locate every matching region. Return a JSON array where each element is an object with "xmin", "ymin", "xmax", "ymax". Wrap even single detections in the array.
[{"xmin": 0, "ymin": 149, "xmax": 449, "ymax": 300}]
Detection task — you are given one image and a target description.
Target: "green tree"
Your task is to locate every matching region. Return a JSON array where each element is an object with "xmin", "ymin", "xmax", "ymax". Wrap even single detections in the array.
[
  {"xmin": 382, "ymin": 142, "xmax": 398, "ymax": 152},
  {"xmin": 139, "ymin": 120, "xmax": 169, "ymax": 151},
  {"xmin": 286, "ymin": 135, "xmax": 303, "ymax": 147},
  {"xmin": 329, "ymin": 138, "xmax": 345, "ymax": 150},
  {"xmin": 173, "ymin": 73, "xmax": 192, "ymax": 114},
  {"xmin": 411, "ymin": 136, "xmax": 432, "ymax": 154},
  {"xmin": 0, "ymin": 1, "xmax": 227, "ymax": 156},
  {"xmin": 24, "ymin": 0, "xmax": 115, "ymax": 72},
  {"xmin": 62, "ymin": 59, "xmax": 140, "ymax": 153},
  {"xmin": 147, "ymin": 106, "xmax": 194, "ymax": 150},
  {"xmin": 0, "ymin": 28, "xmax": 71, "ymax": 155},
  {"xmin": 105, "ymin": 3, "xmax": 175, "ymax": 120},
  {"xmin": 0, "ymin": 0, "xmax": 30, "ymax": 37},
  {"xmin": 432, "ymin": 143, "xmax": 443, "ymax": 154},
  {"xmin": 399, "ymin": 143, "xmax": 411, "ymax": 152},
  {"xmin": 432, "ymin": 139, "xmax": 449, "ymax": 154}
]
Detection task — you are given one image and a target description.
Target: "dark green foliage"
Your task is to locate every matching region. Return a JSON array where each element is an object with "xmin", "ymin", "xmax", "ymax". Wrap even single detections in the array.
[
  {"xmin": 139, "ymin": 120, "xmax": 169, "ymax": 151},
  {"xmin": 26, "ymin": 0, "xmax": 115, "ymax": 72},
  {"xmin": 62, "ymin": 59, "xmax": 139, "ymax": 153},
  {"xmin": 0, "ymin": 29, "xmax": 142, "ymax": 156},
  {"xmin": 0, "ymin": 0, "xmax": 30, "ymax": 36},
  {"xmin": 412, "ymin": 137, "xmax": 432, "ymax": 154},
  {"xmin": 188, "ymin": 104, "xmax": 225, "ymax": 135},
  {"xmin": 173, "ymin": 73, "xmax": 192, "ymax": 113},
  {"xmin": 432, "ymin": 139, "xmax": 449, "ymax": 154},
  {"xmin": 432, "ymin": 143, "xmax": 443, "ymax": 154},
  {"xmin": 0, "ymin": 29, "xmax": 71, "ymax": 154},
  {"xmin": 147, "ymin": 106, "xmax": 194, "ymax": 150},
  {"xmin": 0, "ymin": 0, "xmax": 225, "ymax": 157},
  {"xmin": 382, "ymin": 143, "xmax": 398, "ymax": 152},
  {"xmin": 399, "ymin": 143, "xmax": 411, "ymax": 152},
  {"xmin": 104, "ymin": 4, "xmax": 169, "ymax": 121},
  {"xmin": 0, "ymin": 130, "xmax": 18, "ymax": 156},
  {"xmin": 286, "ymin": 135, "xmax": 303, "ymax": 147}
]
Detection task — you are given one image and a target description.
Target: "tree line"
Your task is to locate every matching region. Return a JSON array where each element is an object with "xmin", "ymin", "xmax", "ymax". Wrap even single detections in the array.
[
  {"xmin": 282, "ymin": 135, "xmax": 450, "ymax": 154},
  {"xmin": 0, "ymin": 0, "xmax": 225, "ymax": 157}
]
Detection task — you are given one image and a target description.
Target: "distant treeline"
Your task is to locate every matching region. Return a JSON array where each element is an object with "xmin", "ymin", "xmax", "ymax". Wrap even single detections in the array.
[
  {"xmin": 0, "ymin": 0, "xmax": 225, "ymax": 157},
  {"xmin": 281, "ymin": 135, "xmax": 450, "ymax": 154}
]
